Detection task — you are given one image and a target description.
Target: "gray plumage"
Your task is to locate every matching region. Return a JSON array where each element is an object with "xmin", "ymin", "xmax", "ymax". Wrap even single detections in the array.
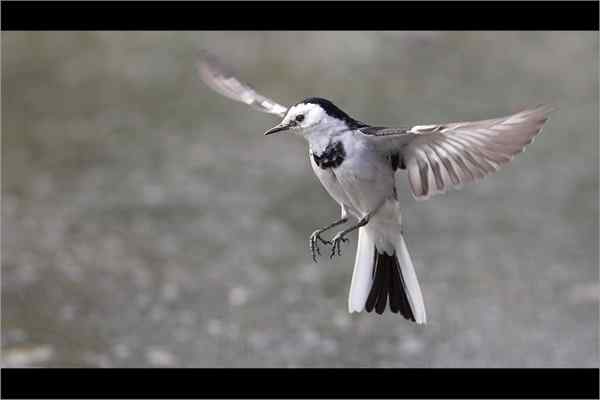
[
  {"xmin": 197, "ymin": 51, "xmax": 554, "ymax": 323},
  {"xmin": 360, "ymin": 105, "xmax": 554, "ymax": 199}
]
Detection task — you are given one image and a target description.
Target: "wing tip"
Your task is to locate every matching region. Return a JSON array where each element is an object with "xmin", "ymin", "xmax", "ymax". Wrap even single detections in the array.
[
  {"xmin": 196, "ymin": 49, "xmax": 216, "ymax": 72},
  {"xmin": 196, "ymin": 49, "xmax": 238, "ymax": 87},
  {"xmin": 534, "ymin": 103, "xmax": 558, "ymax": 114},
  {"xmin": 196, "ymin": 50, "xmax": 224, "ymax": 88},
  {"xmin": 197, "ymin": 49, "xmax": 222, "ymax": 69},
  {"xmin": 517, "ymin": 104, "xmax": 557, "ymax": 122}
]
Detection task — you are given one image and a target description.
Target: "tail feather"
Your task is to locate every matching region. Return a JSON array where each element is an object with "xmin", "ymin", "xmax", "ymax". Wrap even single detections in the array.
[
  {"xmin": 348, "ymin": 227, "xmax": 375, "ymax": 313},
  {"xmin": 396, "ymin": 234, "xmax": 427, "ymax": 323},
  {"xmin": 349, "ymin": 228, "xmax": 427, "ymax": 324},
  {"xmin": 365, "ymin": 251, "xmax": 416, "ymax": 322},
  {"xmin": 388, "ymin": 259, "xmax": 402, "ymax": 314}
]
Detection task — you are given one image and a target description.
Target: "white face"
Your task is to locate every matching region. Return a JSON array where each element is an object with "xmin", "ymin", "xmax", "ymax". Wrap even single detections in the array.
[
  {"xmin": 264, "ymin": 102, "xmax": 349, "ymax": 137},
  {"xmin": 279, "ymin": 103, "xmax": 345, "ymax": 136},
  {"xmin": 283, "ymin": 103, "xmax": 326, "ymax": 130}
]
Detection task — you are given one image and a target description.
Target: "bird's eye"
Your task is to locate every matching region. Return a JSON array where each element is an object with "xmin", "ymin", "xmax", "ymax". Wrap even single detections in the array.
[{"xmin": 295, "ymin": 114, "xmax": 305, "ymax": 122}]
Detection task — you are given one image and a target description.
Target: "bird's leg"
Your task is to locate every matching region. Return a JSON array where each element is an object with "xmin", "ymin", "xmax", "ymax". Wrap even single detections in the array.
[
  {"xmin": 310, "ymin": 217, "xmax": 348, "ymax": 262},
  {"xmin": 329, "ymin": 217, "xmax": 369, "ymax": 259},
  {"xmin": 329, "ymin": 203, "xmax": 385, "ymax": 259}
]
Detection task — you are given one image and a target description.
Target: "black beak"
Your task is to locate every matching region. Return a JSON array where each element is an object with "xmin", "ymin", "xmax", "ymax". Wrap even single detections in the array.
[{"xmin": 264, "ymin": 122, "xmax": 291, "ymax": 136}]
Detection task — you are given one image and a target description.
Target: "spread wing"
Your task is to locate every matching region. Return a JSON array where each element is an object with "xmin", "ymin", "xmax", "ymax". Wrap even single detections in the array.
[
  {"xmin": 197, "ymin": 51, "xmax": 288, "ymax": 117},
  {"xmin": 362, "ymin": 105, "xmax": 555, "ymax": 200}
]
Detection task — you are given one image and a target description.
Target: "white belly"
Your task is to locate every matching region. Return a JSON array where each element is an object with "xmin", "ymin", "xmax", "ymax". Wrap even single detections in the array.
[
  {"xmin": 310, "ymin": 152, "xmax": 360, "ymax": 217},
  {"xmin": 309, "ymin": 134, "xmax": 395, "ymax": 218}
]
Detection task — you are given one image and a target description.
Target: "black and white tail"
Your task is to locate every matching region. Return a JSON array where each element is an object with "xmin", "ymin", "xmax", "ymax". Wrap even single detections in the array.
[{"xmin": 348, "ymin": 227, "xmax": 427, "ymax": 323}]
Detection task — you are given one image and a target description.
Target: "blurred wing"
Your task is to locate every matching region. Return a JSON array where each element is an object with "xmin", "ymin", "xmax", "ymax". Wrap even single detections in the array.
[
  {"xmin": 369, "ymin": 105, "xmax": 555, "ymax": 200},
  {"xmin": 197, "ymin": 51, "xmax": 288, "ymax": 117}
]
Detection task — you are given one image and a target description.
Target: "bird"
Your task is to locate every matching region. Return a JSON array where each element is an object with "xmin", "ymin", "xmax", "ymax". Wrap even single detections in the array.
[{"xmin": 197, "ymin": 51, "xmax": 554, "ymax": 324}]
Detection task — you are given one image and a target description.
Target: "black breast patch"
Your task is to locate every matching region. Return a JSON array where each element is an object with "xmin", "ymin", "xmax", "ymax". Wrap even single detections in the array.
[{"xmin": 312, "ymin": 141, "xmax": 346, "ymax": 169}]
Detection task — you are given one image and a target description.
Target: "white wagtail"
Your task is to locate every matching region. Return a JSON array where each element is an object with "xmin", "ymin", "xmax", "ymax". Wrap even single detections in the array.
[{"xmin": 198, "ymin": 51, "xmax": 554, "ymax": 324}]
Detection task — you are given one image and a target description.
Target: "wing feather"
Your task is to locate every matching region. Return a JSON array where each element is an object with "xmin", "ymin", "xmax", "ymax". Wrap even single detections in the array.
[
  {"xmin": 197, "ymin": 51, "xmax": 288, "ymax": 117},
  {"xmin": 374, "ymin": 105, "xmax": 554, "ymax": 200},
  {"xmin": 407, "ymin": 104, "xmax": 554, "ymax": 199},
  {"xmin": 428, "ymin": 142, "xmax": 461, "ymax": 185}
]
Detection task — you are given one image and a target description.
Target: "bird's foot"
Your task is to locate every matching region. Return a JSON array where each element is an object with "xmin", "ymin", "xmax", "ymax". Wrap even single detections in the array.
[
  {"xmin": 310, "ymin": 230, "xmax": 332, "ymax": 262},
  {"xmin": 330, "ymin": 232, "xmax": 349, "ymax": 259}
]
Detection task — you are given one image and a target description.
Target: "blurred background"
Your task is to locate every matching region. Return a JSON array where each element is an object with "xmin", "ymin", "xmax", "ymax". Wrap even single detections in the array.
[{"xmin": 2, "ymin": 32, "xmax": 598, "ymax": 367}]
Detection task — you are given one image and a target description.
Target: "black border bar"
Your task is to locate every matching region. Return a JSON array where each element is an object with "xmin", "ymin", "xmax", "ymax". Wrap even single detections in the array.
[
  {"xmin": 2, "ymin": 368, "xmax": 599, "ymax": 399},
  {"xmin": 2, "ymin": 1, "xmax": 599, "ymax": 31}
]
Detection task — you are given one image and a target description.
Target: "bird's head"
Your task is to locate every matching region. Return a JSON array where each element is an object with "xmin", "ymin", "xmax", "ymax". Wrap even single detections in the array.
[{"xmin": 264, "ymin": 97, "xmax": 364, "ymax": 137}]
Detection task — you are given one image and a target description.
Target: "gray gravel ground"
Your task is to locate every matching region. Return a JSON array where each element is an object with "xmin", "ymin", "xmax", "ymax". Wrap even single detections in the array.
[{"xmin": 2, "ymin": 32, "xmax": 598, "ymax": 367}]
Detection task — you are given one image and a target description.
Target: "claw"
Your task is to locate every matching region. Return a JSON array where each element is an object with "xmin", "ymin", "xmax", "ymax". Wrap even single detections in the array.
[
  {"xmin": 310, "ymin": 237, "xmax": 321, "ymax": 262},
  {"xmin": 310, "ymin": 230, "xmax": 331, "ymax": 262},
  {"xmin": 329, "ymin": 234, "xmax": 349, "ymax": 259}
]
